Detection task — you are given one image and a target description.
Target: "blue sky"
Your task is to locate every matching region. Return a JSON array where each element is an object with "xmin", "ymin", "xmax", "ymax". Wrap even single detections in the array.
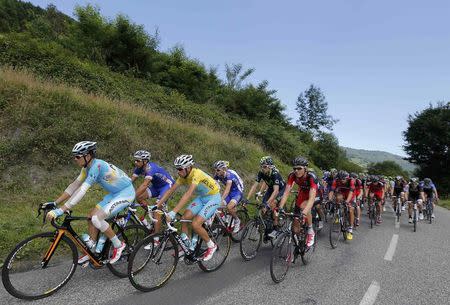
[{"xmin": 28, "ymin": 0, "xmax": 450, "ymax": 156}]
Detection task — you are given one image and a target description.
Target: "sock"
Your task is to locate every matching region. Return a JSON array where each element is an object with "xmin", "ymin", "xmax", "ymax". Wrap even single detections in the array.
[
  {"xmin": 207, "ymin": 239, "xmax": 215, "ymax": 248},
  {"xmin": 111, "ymin": 235, "xmax": 122, "ymax": 248}
]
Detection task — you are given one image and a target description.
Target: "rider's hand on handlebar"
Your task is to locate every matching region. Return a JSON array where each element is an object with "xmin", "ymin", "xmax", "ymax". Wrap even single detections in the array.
[
  {"xmin": 166, "ymin": 210, "xmax": 176, "ymax": 222},
  {"xmin": 241, "ymin": 198, "xmax": 249, "ymax": 205},
  {"xmin": 46, "ymin": 208, "xmax": 64, "ymax": 222}
]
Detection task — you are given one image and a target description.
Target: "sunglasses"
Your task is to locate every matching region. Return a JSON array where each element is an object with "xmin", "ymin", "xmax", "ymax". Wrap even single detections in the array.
[
  {"xmin": 293, "ymin": 167, "xmax": 305, "ymax": 171},
  {"xmin": 134, "ymin": 159, "xmax": 143, "ymax": 163},
  {"xmin": 74, "ymin": 155, "xmax": 84, "ymax": 160},
  {"xmin": 176, "ymin": 167, "xmax": 185, "ymax": 171},
  {"xmin": 261, "ymin": 165, "xmax": 270, "ymax": 169}
]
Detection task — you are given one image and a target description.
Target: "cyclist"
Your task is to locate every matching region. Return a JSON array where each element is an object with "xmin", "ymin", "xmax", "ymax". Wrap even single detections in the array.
[
  {"xmin": 46, "ymin": 141, "xmax": 135, "ymax": 264},
  {"xmin": 131, "ymin": 150, "xmax": 174, "ymax": 248},
  {"xmin": 213, "ymin": 160, "xmax": 245, "ymax": 233},
  {"xmin": 367, "ymin": 175, "xmax": 385, "ymax": 224},
  {"xmin": 420, "ymin": 178, "xmax": 439, "ymax": 219},
  {"xmin": 155, "ymin": 155, "xmax": 221, "ymax": 261},
  {"xmin": 407, "ymin": 177, "xmax": 423, "ymax": 222},
  {"xmin": 278, "ymin": 157, "xmax": 317, "ymax": 247},
  {"xmin": 328, "ymin": 170, "xmax": 356, "ymax": 240},
  {"xmin": 351, "ymin": 172, "xmax": 362, "ymax": 226},
  {"xmin": 244, "ymin": 156, "xmax": 286, "ymax": 239},
  {"xmin": 392, "ymin": 176, "xmax": 407, "ymax": 213}
]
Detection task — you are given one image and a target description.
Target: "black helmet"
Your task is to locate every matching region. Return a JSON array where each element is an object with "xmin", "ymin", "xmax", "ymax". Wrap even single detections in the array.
[
  {"xmin": 337, "ymin": 170, "xmax": 349, "ymax": 180},
  {"xmin": 350, "ymin": 172, "xmax": 358, "ymax": 179},
  {"xmin": 292, "ymin": 156, "xmax": 308, "ymax": 167},
  {"xmin": 260, "ymin": 156, "xmax": 274, "ymax": 166}
]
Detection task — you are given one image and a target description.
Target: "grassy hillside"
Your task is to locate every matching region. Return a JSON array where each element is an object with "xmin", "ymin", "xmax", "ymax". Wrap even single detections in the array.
[
  {"xmin": 343, "ymin": 147, "xmax": 416, "ymax": 173},
  {"xmin": 0, "ymin": 68, "xmax": 301, "ymax": 262}
]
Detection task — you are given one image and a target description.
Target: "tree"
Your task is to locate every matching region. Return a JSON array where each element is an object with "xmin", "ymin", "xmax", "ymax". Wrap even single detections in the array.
[
  {"xmin": 367, "ymin": 161, "xmax": 408, "ymax": 177},
  {"xmin": 403, "ymin": 102, "xmax": 450, "ymax": 195},
  {"xmin": 224, "ymin": 63, "xmax": 254, "ymax": 90},
  {"xmin": 296, "ymin": 84, "xmax": 338, "ymax": 134}
]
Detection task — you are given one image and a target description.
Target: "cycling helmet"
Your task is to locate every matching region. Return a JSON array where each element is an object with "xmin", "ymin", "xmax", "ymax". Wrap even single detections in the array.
[
  {"xmin": 72, "ymin": 141, "xmax": 97, "ymax": 156},
  {"xmin": 424, "ymin": 178, "xmax": 432, "ymax": 185},
  {"xmin": 174, "ymin": 155, "xmax": 195, "ymax": 168},
  {"xmin": 330, "ymin": 168, "xmax": 337, "ymax": 175},
  {"xmin": 260, "ymin": 156, "xmax": 274, "ymax": 166},
  {"xmin": 372, "ymin": 175, "xmax": 380, "ymax": 182},
  {"xmin": 323, "ymin": 171, "xmax": 330, "ymax": 179},
  {"xmin": 213, "ymin": 160, "xmax": 229, "ymax": 169},
  {"xmin": 395, "ymin": 176, "xmax": 402, "ymax": 181},
  {"xmin": 410, "ymin": 177, "xmax": 419, "ymax": 183},
  {"xmin": 350, "ymin": 172, "xmax": 358, "ymax": 179},
  {"xmin": 134, "ymin": 150, "xmax": 151, "ymax": 161},
  {"xmin": 337, "ymin": 170, "xmax": 349, "ymax": 180},
  {"xmin": 292, "ymin": 156, "xmax": 308, "ymax": 167}
]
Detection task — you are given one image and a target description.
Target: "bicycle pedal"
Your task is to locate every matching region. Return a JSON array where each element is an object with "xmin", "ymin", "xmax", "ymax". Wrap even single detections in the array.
[{"xmin": 81, "ymin": 261, "xmax": 89, "ymax": 268}]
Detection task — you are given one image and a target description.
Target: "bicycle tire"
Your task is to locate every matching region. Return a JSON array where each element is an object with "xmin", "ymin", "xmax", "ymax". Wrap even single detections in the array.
[
  {"xmin": 198, "ymin": 224, "xmax": 231, "ymax": 272},
  {"xmin": 270, "ymin": 232, "xmax": 293, "ymax": 283},
  {"xmin": 128, "ymin": 234, "xmax": 178, "ymax": 292},
  {"xmin": 106, "ymin": 224, "xmax": 150, "ymax": 278},
  {"xmin": 413, "ymin": 209, "xmax": 417, "ymax": 232},
  {"xmin": 230, "ymin": 209, "xmax": 250, "ymax": 243},
  {"xmin": 2, "ymin": 232, "xmax": 77, "ymax": 300},
  {"xmin": 329, "ymin": 212, "xmax": 341, "ymax": 249},
  {"xmin": 300, "ymin": 232, "xmax": 315, "ymax": 265},
  {"xmin": 239, "ymin": 219, "xmax": 263, "ymax": 260}
]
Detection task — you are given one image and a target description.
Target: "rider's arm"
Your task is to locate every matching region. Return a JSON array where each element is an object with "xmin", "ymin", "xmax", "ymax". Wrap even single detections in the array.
[
  {"xmin": 54, "ymin": 174, "xmax": 85, "ymax": 205},
  {"xmin": 63, "ymin": 182, "xmax": 91, "ymax": 210},
  {"xmin": 303, "ymin": 188, "xmax": 317, "ymax": 215},
  {"xmin": 136, "ymin": 177, "xmax": 152, "ymax": 198},
  {"xmin": 267, "ymin": 184, "xmax": 280, "ymax": 203},
  {"xmin": 246, "ymin": 181, "xmax": 260, "ymax": 200},
  {"xmin": 328, "ymin": 190, "xmax": 334, "ymax": 201},
  {"xmin": 279, "ymin": 183, "xmax": 292, "ymax": 209},
  {"xmin": 172, "ymin": 183, "xmax": 196, "ymax": 214},
  {"xmin": 157, "ymin": 183, "xmax": 179, "ymax": 208},
  {"xmin": 221, "ymin": 180, "xmax": 232, "ymax": 201}
]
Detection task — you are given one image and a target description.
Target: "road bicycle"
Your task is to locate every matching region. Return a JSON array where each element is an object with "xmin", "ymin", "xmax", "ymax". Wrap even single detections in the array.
[
  {"xmin": 127, "ymin": 208, "xmax": 231, "ymax": 292},
  {"xmin": 211, "ymin": 204, "xmax": 250, "ymax": 242},
  {"xmin": 2, "ymin": 203, "xmax": 149, "ymax": 300},
  {"xmin": 328, "ymin": 201, "xmax": 351, "ymax": 249},
  {"xmin": 270, "ymin": 210, "xmax": 315, "ymax": 283}
]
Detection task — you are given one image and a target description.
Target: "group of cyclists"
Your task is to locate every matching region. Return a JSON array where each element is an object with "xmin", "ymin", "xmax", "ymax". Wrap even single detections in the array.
[{"xmin": 45, "ymin": 141, "xmax": 440, "ymax": 267}]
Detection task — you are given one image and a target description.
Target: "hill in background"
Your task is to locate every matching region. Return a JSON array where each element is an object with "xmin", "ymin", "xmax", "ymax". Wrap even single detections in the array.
[{"xmin": 342, "ymin": 147, "xmax": 416, "ymax": 174}]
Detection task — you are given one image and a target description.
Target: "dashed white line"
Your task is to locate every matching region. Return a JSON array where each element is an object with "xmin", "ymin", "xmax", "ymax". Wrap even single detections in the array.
[
  {"xmin": 384, "ymin": 234, "xmax": 399, "ymax": 261},
  {"xmin": 359, "ymin": 281, "xmax": 381, "ymax": 305}
]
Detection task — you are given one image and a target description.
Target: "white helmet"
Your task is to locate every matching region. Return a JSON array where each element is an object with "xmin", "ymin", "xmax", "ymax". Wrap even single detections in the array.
[
  {"xmin": 72, "ymin": 141, "xmax": 97, "ymax": 156},
  {"xmin": 174, "ymin": 155, "xmax": 194, "ymax": 168},
  {"xmin": 213, "ymin": 160, "xmax": 229, "ymax": 169},
  {"xmin": 134, "ymin": 150, "xmax": 151, "ymax": 160}
]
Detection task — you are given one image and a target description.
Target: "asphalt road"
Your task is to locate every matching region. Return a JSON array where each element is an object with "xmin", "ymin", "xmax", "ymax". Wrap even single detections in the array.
[{"xmin": 2, "ymin": 201, "xmax": 449, "ymax": 305}]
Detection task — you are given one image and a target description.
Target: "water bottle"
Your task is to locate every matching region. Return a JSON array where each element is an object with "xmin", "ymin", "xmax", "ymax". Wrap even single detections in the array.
[
  {"xmin": 95, "ymin": 234, "xmax": 107, "ymax": 253},
  {"xmin": 180, "ymin": 233, "xmax": 190, "ymax": 248},
  {"xmin": 189, "ymin": 234, "xmax": 199, "ymax": 251},
  {"xmin": 81, "ymin": 233, "xmax": 95, "ymax": 250}
]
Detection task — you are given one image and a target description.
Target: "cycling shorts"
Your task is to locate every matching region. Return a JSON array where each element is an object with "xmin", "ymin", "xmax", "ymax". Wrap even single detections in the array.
[
  {"xmin": 147, "ymin": 183, "xmax": 172, "ymax": 200},
  {"xmin": 263, "ymin": 186, "xmax": 286, "ymax": 207},
  {"xmin": 187, "ymin": 193, "xmax": 221, "ymax": 220},
  {"xmin": 224, "ymin": 190, "xmax": 243, "ymax": 205},
  {"xmin": 97, "ymin": 185, "xmax": 135, "ymax": 217}
]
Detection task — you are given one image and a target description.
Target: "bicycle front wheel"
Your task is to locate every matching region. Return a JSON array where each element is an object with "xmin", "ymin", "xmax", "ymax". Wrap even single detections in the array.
[
  {"xmin": 128, "ymin": 234, "xmax": 178, "ymax": 292},
  {"xmin": 329, "ymin": 212, "xmax": 341, "ymax": 249},
  {"xmin": 2, "ymin": 232, "xmax": 77, "ymax": 300},
  {"xmin": 199, "ymin": 224, "xmax": 231, "ymax": 272},
  {"xmin": 106, "ymin": 224, "xmax": 150, "ymax": 278},
  {"xmin": 239, "ymin": 220, "xmax": 263, "ymax": 260},
  {"xmin": 270, "ymin": 232, "xmax": 293, "ymax": 283}
]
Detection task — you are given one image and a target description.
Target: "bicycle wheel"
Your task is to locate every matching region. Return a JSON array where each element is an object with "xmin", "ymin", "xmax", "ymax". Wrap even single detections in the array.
[
  {"xmin": 128, "ymin": 234, "xmax": 178, "ymax": 292},
  {"xmin": 369, "ymin": 206, "xmax": 374, "ymax": 229},
  {"xmin": 106, "ymin": 224, "xmax": 150, "ymax": 278},
  {"xmin": 239, "ymin": 219, "xmax": 263, "ymax": 260},
  {"xmin": 199, "ymin": 224, "xmax": 231, "ymax": 272},
  {"xmin": 270, "ymin": 232, "xmax": 293, "ymax": 283},
  {"xmin": 329, "ymin": 212, "xmax": 341, "ymax": 249},
  {"xmin": 230, "ymin": 209, "xmax": 250, "ymax": 243},
  {"xmin": 428, "ymin": 204, "xmax": 433, "ymax": 224},
  {"xmin": 2, "ymin": 232, "xmax": 77, "ymax": 300},
  {"xmin": 413, "ymin": 209, "xmax": 417, "ymax": 232}
]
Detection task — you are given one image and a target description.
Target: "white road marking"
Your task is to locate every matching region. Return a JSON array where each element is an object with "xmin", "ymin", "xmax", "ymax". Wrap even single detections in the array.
[
  {"xmin": 384, "ymin": 234, "xmax": 399, "ymax": 261},
  {"xmin": 359, "ymin": 281, "xmax": 381, "ymax": 305}
]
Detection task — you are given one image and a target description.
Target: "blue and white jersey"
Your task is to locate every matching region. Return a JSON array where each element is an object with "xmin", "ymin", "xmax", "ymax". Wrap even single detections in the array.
[
  {"xmin": 133, "ymin": 162, "xmax": 175, "ymax": 189},
  {"xmin": 78, "ymin": 159, "xmax": 132, "ymax": 194},
  {"xmin": 419, "ymin": 181, "xmax": 436, "ymax": 193},
  {"xmin": 215, "ymin": 169, "xmax": 244, "ymax": 193}
]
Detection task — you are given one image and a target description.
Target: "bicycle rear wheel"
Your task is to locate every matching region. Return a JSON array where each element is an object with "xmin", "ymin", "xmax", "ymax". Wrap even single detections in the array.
[
  {"xmin": 106, "ymin": 224, "xmax": 150, "ymax": 278},
  {"xmin": 128, "ymin": 234, "xmax": 178, "ymax": 292},
  {"xmin": 329, "ymin": 212, "xmax": 341, "ymax": 249},
  {"xmin": 2, "ymin": 232, "xmax": 77, "ymax": 300},
  {"xmin": 230, "ymin": 209, "xmax": 250, "ymax": 243},
  {"xmin": 428, "ymin": 204, "xmax": 433, "ymax": 224},
  {"xmin": 239, "ymin": 220, "xmax": 263, "ymax": 260},
  {"xmin": 199, "ymin": 224, "xmax": 231, "ymax": 272},
  {"xmin": 413, "ymin": 209, "xmax": 417, "ymax": 232},
  {"xmin": 369, "ymin": 206, "xmax": 374, "ymax": 229},
  {"xmin": 270, "ymin": 232, "xmax": 293, "ymax": 283}
]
